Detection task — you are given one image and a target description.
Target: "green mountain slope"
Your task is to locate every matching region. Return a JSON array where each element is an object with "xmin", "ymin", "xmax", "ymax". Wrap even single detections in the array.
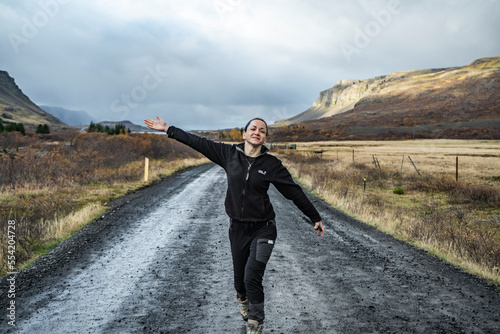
[{"xmin": 0, "ymin": 71, "xmax": 66, "ymax": 127}]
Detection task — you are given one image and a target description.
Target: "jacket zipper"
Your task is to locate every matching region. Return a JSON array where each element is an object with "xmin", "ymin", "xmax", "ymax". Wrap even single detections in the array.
[{"xmin": 240, "ymin": 161, "xmax": 252, "ymax": 220}]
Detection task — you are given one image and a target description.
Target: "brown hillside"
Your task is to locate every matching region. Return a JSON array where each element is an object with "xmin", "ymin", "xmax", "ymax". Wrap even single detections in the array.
[
  {"xmin": 271, "ymin": 57, "xmax": 500, "ymax": 141},
  {"xmin": 0, "ymin": 71, "xmax": 66, "ymax": 127}
]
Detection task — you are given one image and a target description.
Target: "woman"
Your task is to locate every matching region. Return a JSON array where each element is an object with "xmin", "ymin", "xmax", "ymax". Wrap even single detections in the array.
[{"xmin": 144, "ymin": 116, "xmax": 324, "ymax": 334}]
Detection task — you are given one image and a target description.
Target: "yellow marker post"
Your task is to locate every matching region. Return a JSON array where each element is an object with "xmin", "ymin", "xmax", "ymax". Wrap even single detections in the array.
[{"xmin": 144, "ymin": 157, "xmax": 149, "ymax": 182}]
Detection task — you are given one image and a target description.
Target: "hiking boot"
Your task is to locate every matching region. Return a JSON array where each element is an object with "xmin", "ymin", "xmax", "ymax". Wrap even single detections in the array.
[
  {"xmin": 246, "ymin": 319, "xmax": 263, "ymax": 334},
  {"xmin": 236, "ymin": 294, "xmax": 248, "ymax": 321}
]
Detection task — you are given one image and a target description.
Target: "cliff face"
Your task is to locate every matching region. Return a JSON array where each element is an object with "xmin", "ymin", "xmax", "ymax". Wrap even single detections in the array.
[
  {"xmin": 272, "ymin": 57, "xmax": 500, "ymax": 128},
  {"xmin": 272, "ymin": 77, "xmax": 385, "ymax": 126},
  {"xmin": 0, "ymin": 71, "xmax": 66, "ymax": 127}
]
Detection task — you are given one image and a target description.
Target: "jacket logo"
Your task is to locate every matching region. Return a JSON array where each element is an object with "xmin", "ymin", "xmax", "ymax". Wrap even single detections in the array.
[{"xmin": 258, "ymin": 170, "xmax": 267, "ymax": 175}]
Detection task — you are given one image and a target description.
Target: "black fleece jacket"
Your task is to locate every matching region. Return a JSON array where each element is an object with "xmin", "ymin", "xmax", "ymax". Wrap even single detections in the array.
[{"xmin": 166, "ymin": 126, "xmax": 322, "ymax": 223}]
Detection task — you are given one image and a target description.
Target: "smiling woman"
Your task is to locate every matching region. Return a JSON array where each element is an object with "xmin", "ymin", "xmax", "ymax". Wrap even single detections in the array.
[
  {"xmin": 242, "ymin": 117, "xmax": 268, "ymax": 156},
  {"xmin": 144, "ymin": 115, "xmax": 325, "ymax": 334}
]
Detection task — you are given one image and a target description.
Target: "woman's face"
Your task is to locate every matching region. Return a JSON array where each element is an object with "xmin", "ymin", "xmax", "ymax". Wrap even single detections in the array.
[{"xmin": 243, "ymin": 119, "xmax": 268, "ymax": 146}]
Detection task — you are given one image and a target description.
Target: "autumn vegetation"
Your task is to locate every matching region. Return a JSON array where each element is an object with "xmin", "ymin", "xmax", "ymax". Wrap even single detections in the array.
[
  {"xmin": 270, "ymin": 121, "xmax": 500, "ymax": 142},
  {"xmin": 275, "ymin": 140, "xmax": 500, "ymax": 285},
  {"xmin": 1, "ymin": 127, "xmax": 499, "ymax": 288},
  {"xmin": 0, "ymin": 130, "xmax": 206, "ymax": 276}
]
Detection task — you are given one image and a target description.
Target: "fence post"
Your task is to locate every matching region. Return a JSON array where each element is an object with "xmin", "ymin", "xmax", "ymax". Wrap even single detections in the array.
[
  {"xmin": 144, "ymin": 157, "xmax": 149, "ymax": 182},
  {"xmin": 352, "ymin": 149, "xmax": 354, "ymax": 162},
  {"xmin": 408, "ymin": 156, "xmax": 421, "ymax": 176},
  {"xmin": 401, "ymin": 155, "xmax": 404, "ymax": 171},
  {"xmin": 456, "ymin": 156, "xmax": 458, "ymax": 182}
]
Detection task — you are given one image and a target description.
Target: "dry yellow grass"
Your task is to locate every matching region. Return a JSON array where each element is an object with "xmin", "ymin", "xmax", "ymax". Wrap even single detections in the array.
[
  {"xmin": 275, "ymin": 139, "xmax": 500, "ymax": 285},
  {"xmin": 289, "ymin": 139, "xmax": 500, "ymax": 191},
  {"xmin": 46, "ymin": 203, "xmax": 105, "ymax": 240}
]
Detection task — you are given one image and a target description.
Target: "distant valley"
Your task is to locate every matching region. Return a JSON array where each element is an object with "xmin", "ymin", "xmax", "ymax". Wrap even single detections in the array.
[{"xmin": 39, "ymin": 106, "xmax": 95, "ymax": 126}]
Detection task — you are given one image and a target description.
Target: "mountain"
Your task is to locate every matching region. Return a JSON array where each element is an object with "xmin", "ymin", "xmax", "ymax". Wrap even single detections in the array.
[
  {"xmin": 271, "ymin": 56, "xmax": 500, "ymax": 140},
  {"xmin": 40, "ymin": 106, "xmax": 95, "ymax": 126},
  {"xmin": 0, "ymin": 71, "xmax": 67, "ymax": 127}
]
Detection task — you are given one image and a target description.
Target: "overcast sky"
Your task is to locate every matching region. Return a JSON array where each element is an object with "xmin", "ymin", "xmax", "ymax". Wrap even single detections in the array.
[{"xmin": 1, "ymin": 0, "xmax": 499, "ymax": 130}]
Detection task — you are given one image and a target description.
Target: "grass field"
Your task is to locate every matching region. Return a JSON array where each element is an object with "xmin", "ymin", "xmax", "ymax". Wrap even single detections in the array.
[
  {"xmin": 289, "ymin": 139, "xmax": 500, "ymax": 188},
  {"xmin": 274, "ymin": 139, "xmax": 500, "ymax": 286}
]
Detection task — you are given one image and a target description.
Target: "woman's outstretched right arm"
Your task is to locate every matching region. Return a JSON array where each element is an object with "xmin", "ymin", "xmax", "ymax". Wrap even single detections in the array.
[
  {"xmin": 144, "ymin": 116, "xmax": 169, "ymax": 133},
  {"xmin": 144, "ymin": 116, "xmax": 231, "ymax": 167}
]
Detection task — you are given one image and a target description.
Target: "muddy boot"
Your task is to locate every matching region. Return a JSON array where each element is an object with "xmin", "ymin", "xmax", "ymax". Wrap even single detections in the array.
[
  {"xmin": 236, "ymin": 294, "xmax": 248, "ymax": 321},
  {"xmin": 246, "ymin": 319, "xmax": 263, "ymax": 334}
]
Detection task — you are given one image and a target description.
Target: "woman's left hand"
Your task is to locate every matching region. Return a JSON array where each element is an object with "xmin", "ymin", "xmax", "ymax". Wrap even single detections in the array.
[{"xmin": 313, "ymin": 221, "xmax": 325, "ymax": 237}]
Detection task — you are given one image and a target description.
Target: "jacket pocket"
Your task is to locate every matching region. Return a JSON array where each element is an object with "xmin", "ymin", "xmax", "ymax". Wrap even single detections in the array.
[{"xmin": 256, "ymin": 238, "xmax": 275, "ymax": 264}]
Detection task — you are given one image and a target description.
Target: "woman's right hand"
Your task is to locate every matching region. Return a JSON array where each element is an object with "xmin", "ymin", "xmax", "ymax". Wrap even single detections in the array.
[{"xmin": 144, "ymin": 116, "xmax": 169, "ymax": 133}]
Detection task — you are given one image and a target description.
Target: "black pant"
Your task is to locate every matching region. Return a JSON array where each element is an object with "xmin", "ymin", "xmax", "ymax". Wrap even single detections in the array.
[{"xmin": 229, "ymin": 218, "xmax": 277, "ymax": 323}]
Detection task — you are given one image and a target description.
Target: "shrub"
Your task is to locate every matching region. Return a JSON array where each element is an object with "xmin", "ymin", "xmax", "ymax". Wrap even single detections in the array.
[
  {"xmin": 1, "ymin": 122, "xmax": 25, "ymax": 135},
  {"xmin": 393, "ymin": 187, "xmax": 405, "ymax": 195},
  {"xmin": 35, "ymin": 124, "xmax": 50, "ymax": 134},
  {"xmin": 449, "ymin": 183, "xmax": 500, "ymax": 206}
]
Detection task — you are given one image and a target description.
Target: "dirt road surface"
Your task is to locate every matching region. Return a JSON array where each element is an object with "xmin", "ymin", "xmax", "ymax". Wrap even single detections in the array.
[{"xmin": 1, "ymin": 163, "xmax": 499, "ymax": 333}]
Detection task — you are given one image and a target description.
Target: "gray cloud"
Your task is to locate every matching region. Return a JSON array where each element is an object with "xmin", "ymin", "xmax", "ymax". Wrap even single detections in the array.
[{"xmin": 0, "ymin": 0, "xmax": 499, "ymax": 130}]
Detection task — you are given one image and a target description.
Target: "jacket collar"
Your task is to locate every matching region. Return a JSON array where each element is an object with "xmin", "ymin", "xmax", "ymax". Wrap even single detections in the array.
[{"xmin": 236, "ymin": 142, "xmax": 269, "ymax": 157}]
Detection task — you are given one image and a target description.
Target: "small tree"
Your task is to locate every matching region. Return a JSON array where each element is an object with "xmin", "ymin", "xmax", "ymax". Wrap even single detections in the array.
[
  {"xmin": 36, "ymin": 124, "xmax": 50, "ymax": 134},
  {"xmin": 87, "ymin": 121, "xmax": 130, "ymax": 135},
  {"xmin": 88, "ymin": 121, "xmax": 96, "ymax": 132},
  {"xmin": 5, "ymin": 122, "xmax": 25, "ymax": 135},
  {"xmin": 229, "ymin": 128, "xmax": 242, "ymax": 141}
]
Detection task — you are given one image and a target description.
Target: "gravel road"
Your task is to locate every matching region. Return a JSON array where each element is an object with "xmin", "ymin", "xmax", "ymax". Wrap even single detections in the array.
[{"xmin": 1, "ymin": 163, "xmax": 499, "ymax": 333}]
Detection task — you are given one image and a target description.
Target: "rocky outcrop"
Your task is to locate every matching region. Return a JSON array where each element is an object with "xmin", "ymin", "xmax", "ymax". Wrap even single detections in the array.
[
  {"xmin": 0, "ymin": 71, "xmax": 66, "ymax": 127},
  {"xmin": 273, "ymin": 79, "xmax": 379, "ymax": 126},
  {"xmin": 271, "ymin": 56, "xmax": 500, "ymax": 127}
]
